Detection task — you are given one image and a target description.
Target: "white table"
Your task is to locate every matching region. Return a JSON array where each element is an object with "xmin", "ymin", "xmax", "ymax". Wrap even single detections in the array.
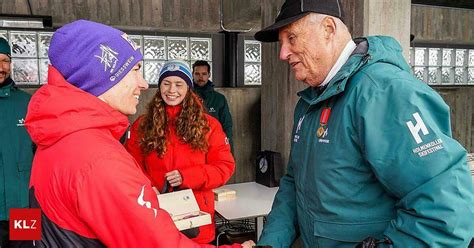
[{"xmin": 214, "ymin": 182, "xmax": 279, "ymax": 239}]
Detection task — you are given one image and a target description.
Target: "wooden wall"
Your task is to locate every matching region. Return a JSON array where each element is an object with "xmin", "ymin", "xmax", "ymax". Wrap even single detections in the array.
[
  {"xmin": 435, "ymin": 87, "xmax": 474, "ymax": 152},
  {"xmin": 411, "ymin": 4, "xmax": 474, "ymax": 45},
  {"xmin": 1, "ymin": 0, "xmax": 260, "ymax": 33}
]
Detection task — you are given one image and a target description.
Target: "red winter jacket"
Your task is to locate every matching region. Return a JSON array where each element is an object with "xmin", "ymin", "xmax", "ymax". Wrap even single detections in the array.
[
  {"xmin": 125, "ymin": 105, "xmax": 235, "ymax": 244},
  {"xmin": 25, "ymin": 66, "xmax": 240, "ymax": 248}
]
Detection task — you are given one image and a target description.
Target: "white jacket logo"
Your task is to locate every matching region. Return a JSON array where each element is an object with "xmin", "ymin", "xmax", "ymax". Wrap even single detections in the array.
[
  {"xmin": 95, "ymin": 44, "xmax": 118, "ymax": 73},
  {"xmin": 16, "ymin": 118, "xmax": 25, "ymax": 127},
  {"xmin": 406, "ymin": 112, "xmax": 429, "ymax": 144},
  {"xmin": 137, "ymin": 185, "xmax": 157, "ymax": 218}
]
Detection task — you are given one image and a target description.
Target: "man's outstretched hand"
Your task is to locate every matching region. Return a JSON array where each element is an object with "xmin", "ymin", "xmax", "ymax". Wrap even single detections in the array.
[{"xmin": 241, "ymin": 240, "xmax": 256, "ymax": 248}]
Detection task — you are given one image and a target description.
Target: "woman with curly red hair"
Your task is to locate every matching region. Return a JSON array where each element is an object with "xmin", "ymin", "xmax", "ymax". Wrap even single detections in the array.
[{"xmin": 125, "ymin": 60, "xmax": 235, "ymax": 244}]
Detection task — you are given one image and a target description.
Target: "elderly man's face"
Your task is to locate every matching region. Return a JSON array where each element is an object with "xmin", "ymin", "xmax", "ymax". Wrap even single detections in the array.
[
  {"xmin": 0, "ymin": 53, "xmax": 11, "ymax": 85},
  {"xmin": 278, "ymin": 15, "xmax": 335, "ymax": 87}
]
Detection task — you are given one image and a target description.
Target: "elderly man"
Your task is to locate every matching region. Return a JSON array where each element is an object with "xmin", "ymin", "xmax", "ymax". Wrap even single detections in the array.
[
  {"xmin": 254, "ymin": 0, "xmax": 474, "ymax": 247},
  {"xmin": 25, "ymin": 20, "xmax": 254, "ymax": 248},
  {"xmin": 0, "ymin": 37, "xmax": 34, "ymax": 248}
]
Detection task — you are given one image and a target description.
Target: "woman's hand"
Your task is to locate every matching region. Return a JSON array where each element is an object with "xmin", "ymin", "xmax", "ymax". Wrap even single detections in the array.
[{"xmin": 165, "ymin": 170, "xmax": 183, "ymax": 187}]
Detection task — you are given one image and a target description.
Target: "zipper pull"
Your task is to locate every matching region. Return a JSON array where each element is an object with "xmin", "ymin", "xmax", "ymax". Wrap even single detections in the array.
[{"xmin": 362, "ymin": 54, "xmax": 371, "ymax": 63}]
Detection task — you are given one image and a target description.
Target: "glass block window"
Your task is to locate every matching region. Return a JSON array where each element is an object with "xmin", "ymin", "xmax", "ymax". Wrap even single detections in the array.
[
  {"xmin": 409, "ymin": 46, "xmax": 474, "ymax": 85},
  {"xmin": 136, "ymin": 35, "xmax": 212, "ymax": 85},
  {"xmin": 0, "ymin": 29, "xmax": 212, "ymax": 86},
  {"xmin": 0, "ymin": 30, "xmax": 51, "ymax": 85},
  {"xmin": 244, "ymin": 40, "xmax": 262, "ymax": 85}
]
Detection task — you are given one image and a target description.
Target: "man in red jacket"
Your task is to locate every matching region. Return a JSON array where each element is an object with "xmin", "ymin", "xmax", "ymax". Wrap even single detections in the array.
[{"xmin": 25, "ymin": 20, "xmax": 254, "ymax": 248}]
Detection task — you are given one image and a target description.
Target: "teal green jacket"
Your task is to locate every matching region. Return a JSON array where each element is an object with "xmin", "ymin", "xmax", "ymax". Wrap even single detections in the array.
[
  {"xmin": 0, "ymin": 78, "xmax": 33, "ymax": 221},
  {"xmin": 194, "ymin": 81, "xmax": 233, "ymax": 150},
  {"xmin": 258, "ymin": 36, "xmax": 474, "ymax": 248}
]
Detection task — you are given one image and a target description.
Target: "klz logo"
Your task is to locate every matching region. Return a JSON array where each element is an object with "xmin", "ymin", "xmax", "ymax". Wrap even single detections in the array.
[
  {"xmin": 406, "ymin": 112, "xmax": 429, "ymax": 144},
  {"xmin": 9, "ymin": 208, "xmax": 41, "ymax": 240}
]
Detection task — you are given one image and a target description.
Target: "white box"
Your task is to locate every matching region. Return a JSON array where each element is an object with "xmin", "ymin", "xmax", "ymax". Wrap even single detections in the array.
[
  {"xmin": 157, "ymin": 189, "xmax": 211, "ymax": 230},
  {"xmin": 213, "ymin": 188, "xmax": 236, "ymax": 201}
]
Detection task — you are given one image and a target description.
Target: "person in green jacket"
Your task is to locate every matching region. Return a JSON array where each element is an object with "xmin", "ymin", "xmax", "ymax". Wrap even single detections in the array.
[
  {"xmin": 0, "ymin": 38, "xmax": 34, "ymax": 247},
  {"xmin": 192, "ymin": 60, "xmax": 233, "ymax": 151},
  {"xmin": 254, "ymin": 0, "xmax": 474, "ymax": 247}
]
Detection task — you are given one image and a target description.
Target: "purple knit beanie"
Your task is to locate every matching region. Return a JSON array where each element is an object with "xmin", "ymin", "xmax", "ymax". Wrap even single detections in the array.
[{"xmin": 48, "ymin": 20, "xmax": 143, "ymax": 96}]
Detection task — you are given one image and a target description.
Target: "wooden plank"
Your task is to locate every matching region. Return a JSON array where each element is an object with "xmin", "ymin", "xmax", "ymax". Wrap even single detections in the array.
[
  {"xmin": 162, "ymin": 0, "xmax": 178, "ymax": 27},
  {"xmin": 118, "ymin": 0, "xmax": 131, "ymax": 25},
  {"xmin": 179, "ymin": 0, "xmax": 192, "ymax": 29},
  {"xmin": 129, "ymin": 0, "xmax": 141, "ymax": 26},
  {"xmin": 64, "ymin": 0, "xmax": 76, "ymax": 23},
  {"xmin": 435, "ymin": 87, "xmax": 474, "ymax": 152},
  {"xmin": 140, "ymin": 0, "xmax": 153, "ymax": 26},
  {"xmin": 2, "ymin": 0, "xmax": 261, "ymax": 33},
  {"xmin": 14, "ymin": 0, "xmax": 29, "ymax": 14},
  {"xmin": 73, "ymin": 0, "xmax": 90, "ymax": 21},
  {"xmin": 216, "ymin": 88, "xmax": 261, "ymax": 183},
  {"xmin": 87, "ymin": 0, "xmax": 98, "ymax": 22},
  {"xmin": 411, "ymin": 5, "xmax": 474, "ymax": 45},
  {"xmin": 151, "ymin": 0, "xmax": 163, "ymax": 27},
  {"xmin": 96, "ymin": 0, "xmax": 111, "ymax": 25}
]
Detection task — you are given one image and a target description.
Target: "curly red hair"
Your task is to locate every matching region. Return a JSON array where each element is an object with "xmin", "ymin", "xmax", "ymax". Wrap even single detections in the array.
[{"xmin": 139, "ymin": 90, "xmax": 210, "ymax": 157}]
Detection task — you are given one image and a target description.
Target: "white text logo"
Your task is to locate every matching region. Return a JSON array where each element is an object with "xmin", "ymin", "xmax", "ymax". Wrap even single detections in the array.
[
  {"xmin": 16, "ymin": 118, "xmax": 25, "ymax": 127},
  {"xmin": 406, "ymin": 112, "xmax": 429, "ymax": 144},
  {"xmin": 95, "ymin": 44, "xmax": 119, "ymax": 73},
  {"xmin": 14, "ymin": 220, "xmax": 37, "ymax": 229}
]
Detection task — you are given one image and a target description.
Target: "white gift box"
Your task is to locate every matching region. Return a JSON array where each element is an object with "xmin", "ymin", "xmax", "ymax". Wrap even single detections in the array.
[
  {"xmin": 157, "ymin": 189, "xmax": 211, "ymax": 230},
  {"xmin": 212, "ymin": 188, "xmax": 236, "ymax": 201}
]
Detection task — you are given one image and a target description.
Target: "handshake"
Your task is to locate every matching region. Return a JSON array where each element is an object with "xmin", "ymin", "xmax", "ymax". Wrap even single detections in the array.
[{"xmin": 240, "ymin": 241, "xmax": 271, "ymax": 248}]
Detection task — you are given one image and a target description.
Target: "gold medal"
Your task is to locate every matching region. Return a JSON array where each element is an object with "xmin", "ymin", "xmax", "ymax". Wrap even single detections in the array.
[
  {"xmin": 317, "ymin": 107, "xmax": 331, "ymax": 138},
  {"xmin": 317, "ymin": 126, "xmax": 325, "ymax": 138}
]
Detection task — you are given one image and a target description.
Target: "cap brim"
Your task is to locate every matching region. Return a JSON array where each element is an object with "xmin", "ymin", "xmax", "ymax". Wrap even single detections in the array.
[{"xmin": 254, "ymin": 13, "xmax": 311, "ymax": 42}]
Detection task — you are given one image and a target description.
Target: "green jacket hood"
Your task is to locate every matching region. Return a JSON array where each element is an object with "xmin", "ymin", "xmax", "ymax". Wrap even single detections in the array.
[{"xmin": 363, "ymin": 35, "xmax": 411, "ymax": 72}]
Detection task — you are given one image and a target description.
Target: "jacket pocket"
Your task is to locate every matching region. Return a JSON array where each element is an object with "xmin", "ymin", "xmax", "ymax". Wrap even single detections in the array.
[
  {"xmin": 313, "ymin": 219, "xmax": 390, "ymax": 243},
  {"xmin": 17, "ymin": 161, "xmax": 32, "ymax": 207}
]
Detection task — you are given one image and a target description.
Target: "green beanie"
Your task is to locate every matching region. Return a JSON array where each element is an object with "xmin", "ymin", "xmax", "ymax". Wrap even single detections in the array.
[{"xmin": 0, "ymin": 37, "xmax": 11, "ymax": 56}]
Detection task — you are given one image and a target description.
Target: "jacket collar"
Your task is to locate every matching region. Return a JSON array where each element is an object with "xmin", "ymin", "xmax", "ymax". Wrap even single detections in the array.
[
  {"xmin": 0, "ymin": 77, "xmax": 14, "ymax": 98},
  {"xmin": 194, "ymin": 80, "xmax": 214, "ymax": 92},
  {"xmin": 165, "ymin": 104, "xmax": 183, "ymax": 120},
  {"xmin": 25, "ymin": 66, "xmax": 130, "ymax": 147},
  {"xmin": 298, "ymin": 38, "xmax": 370, "ymax": 106}
]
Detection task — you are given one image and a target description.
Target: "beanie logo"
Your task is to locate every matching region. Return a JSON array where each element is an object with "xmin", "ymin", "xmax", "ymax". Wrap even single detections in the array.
[
  {"xmin": 95, "ymin": 44, "xmax": 119, "ymax": 73},
  {"xmin": 166, "ymin": 64, "xmax": 180, "ymax": 71},
  {"xmin": 121, "ymin": 33, "xmax": 139, "ymax": 51},
  {"xmin": 110, "ymin": 55, "xmax": 135, "ymax": 82}
]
